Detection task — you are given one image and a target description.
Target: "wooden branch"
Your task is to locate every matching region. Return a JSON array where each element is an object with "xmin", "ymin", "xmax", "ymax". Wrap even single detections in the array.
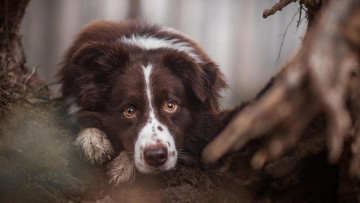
[
  {"xmin": 203, "ymin": 0, "xmax": 360, "ymax": 175},
  {"xmin": 263, "ymin": 0, "xmax": 298, "ymax": 18}
]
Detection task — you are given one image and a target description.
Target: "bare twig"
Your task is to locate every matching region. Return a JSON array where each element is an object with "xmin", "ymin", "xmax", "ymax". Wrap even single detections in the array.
[
  {"xmin": 263, "ymin": 0, "xmax": 298, "ymax": 18},
  {"xmin": 18, "ymin": 35, "xmax": 27, "ymax": 69},
  {"xmin": 297, "ymin": 3, "xmax": 303, "ymax": 28},
  {"xmin": 34, "ymin": 81, "xmax": 61, "ymax": 93},
  {"xmin": 23, "ymin": 65, "xmax": 38, "ymax": 85},
  {"xmin": 277, "ymin": 8, "xmax": 300, "ymax": 61}
]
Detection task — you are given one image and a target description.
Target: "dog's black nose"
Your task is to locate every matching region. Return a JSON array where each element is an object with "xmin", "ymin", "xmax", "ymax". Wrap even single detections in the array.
[{"xmin": 144, "ymin": 147, "xmax": 168, "ymax": 167}]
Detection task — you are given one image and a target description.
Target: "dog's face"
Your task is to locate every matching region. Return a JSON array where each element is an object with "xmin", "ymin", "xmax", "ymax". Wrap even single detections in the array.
[
  {"xmin": 58, "ymin": 21, "xmax": 227, "ymax": 183},
  {"xmin": 102, "ymin": 54, "xmax": 197, "ymax": 174}
]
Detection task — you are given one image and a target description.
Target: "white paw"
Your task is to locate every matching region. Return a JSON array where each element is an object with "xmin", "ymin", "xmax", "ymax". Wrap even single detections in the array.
[
  {"xmin": 75, "ymin": 127, "xmax": 114, "ymax": 164},
  {"xmin": 107, "ymin": 151, "xmax": 135, "ymax": 185}
]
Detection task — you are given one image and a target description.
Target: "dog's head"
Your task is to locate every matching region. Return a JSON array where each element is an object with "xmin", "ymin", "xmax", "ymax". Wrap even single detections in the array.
[{"xmin": 58, "ymin": 21, "xmax": 227, "ymax": 177}]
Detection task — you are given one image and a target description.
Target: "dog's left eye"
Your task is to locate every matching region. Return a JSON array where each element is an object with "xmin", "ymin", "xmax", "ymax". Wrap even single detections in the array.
[
  {"xmin": 164, "ymin": 101, "xmax": 177, "ymax": 113},
  {"xmin": 124, "ymin": 106, "xmax": 136, "ymax": 118}
]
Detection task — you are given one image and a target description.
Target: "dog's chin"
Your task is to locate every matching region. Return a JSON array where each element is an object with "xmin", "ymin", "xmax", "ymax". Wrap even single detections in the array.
[
  {"xmin": 140, "ymin": 168, "xmax": 163, "ymax": 175},
  {"xmin": 137, "ymin": 166, "xmax": 173, "ymax": 174},
  {"xmin": 135, "ymin": 157, "xmax": 178, "ymax": 174}
]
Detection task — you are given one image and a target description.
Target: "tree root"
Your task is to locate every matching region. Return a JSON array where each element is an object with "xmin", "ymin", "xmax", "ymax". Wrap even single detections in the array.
[{"xmin": 203, "ymin": 0, "xmax": 360, "ymax": 179}]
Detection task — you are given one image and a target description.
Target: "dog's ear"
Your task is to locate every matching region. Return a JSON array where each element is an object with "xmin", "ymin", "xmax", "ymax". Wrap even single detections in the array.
[
  {"xmin": 164, "ymin": 51, "xmax": 227, "ymax": 110},
  {"xmin": 58, "ymin": 42, "xmax": 129, "ymax": 111},
  {"xmin": 72, "ymin": 42, "xmax": 129, "ymax": 74}
]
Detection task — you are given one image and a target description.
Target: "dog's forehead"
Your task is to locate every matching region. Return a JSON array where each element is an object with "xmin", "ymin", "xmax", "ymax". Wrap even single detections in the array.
[
  {"xmin": 119, "ymin": 55, "xmax": 184, "ymax": 90},
  {"xmin": 108, "ymin": 51, "xmax": 189, "ymax": 112},
  {"xmin": 112, "ymin": 64, "xmax": 144, "ymax": 93},
  {"xmin": 150, "ymin": 67, "xmax": 186, "ymax": 96}
]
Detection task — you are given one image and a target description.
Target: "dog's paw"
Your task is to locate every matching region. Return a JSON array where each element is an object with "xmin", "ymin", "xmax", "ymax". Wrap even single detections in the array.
[
  {"xmin": 107, "ymin": 151, "xmax": 135, "ymax": 185},
  {"xmin": 75, "ymin": 127, "xmax": 114, "ymax": 164}
]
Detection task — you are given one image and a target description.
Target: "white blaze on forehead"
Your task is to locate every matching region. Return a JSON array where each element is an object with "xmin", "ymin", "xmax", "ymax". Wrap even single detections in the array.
[
  {"xmin": 120, "ymin": 35, "xmax": 203, "ymax": 63},
  {"xmin": 134, "ymin": 64, "xmax": 177, "ymax": 174}
]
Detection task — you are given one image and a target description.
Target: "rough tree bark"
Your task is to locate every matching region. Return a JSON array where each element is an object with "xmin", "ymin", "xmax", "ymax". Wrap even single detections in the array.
[
  {"xmin": 0, "ymin": 0, "xmax": 29, "ymax": 70},
  {"xmin": 1, "ymin": 0, "xmax": 360, "ymax": 202}
]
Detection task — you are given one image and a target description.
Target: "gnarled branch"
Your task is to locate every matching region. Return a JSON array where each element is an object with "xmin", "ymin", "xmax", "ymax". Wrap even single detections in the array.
[
  {"xmin": 203, "ymin": 0, "xmax": 360, "ymax": 177},
  {"xmin": 263, "ymin": 0, "xmax": 298, "ymax": 18}
]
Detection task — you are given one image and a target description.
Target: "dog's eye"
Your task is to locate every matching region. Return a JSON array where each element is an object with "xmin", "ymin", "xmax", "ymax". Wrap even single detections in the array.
[
  {"xmin": 165, "ymin": 101, "xmax": 177, "ymax": 112},
  {"xmin": 124, "ymin": 106, "xmax": 135, "ymax": 117}
]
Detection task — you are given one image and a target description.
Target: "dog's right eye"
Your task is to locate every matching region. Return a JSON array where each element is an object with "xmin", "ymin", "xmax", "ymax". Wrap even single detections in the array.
[{"xmin": 124, "ymin": 106, "xmax": 135, "ymax": 118}]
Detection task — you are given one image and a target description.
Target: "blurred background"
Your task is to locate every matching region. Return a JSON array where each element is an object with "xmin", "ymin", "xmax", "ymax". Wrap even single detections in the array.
[{"xmin": 20, "ymin": 0, "xmax": 307, "ymax": 108}]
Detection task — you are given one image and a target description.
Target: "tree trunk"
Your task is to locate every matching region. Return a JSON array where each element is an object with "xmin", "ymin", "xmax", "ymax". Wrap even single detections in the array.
[
  {"xmin": 0, "ymin": 0, "xmax": 29, "ymax": 72},
  {"xmin": 0, "ymin": 0, "xmax": 47, "ymax": 122}
]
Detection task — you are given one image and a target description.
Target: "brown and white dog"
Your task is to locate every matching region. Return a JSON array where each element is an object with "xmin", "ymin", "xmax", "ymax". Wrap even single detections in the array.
[{"xmin": 58, "ymin": 21, "xmax": 227, "ymax": 185}]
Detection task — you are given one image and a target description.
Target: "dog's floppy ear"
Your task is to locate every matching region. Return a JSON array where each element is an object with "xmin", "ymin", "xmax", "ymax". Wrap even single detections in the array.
[
  {"xmin": 58, "ymin": 42, "xmax": 129, "ymax": 111},
  {"xmin": 72, "ymin": 42, "xmax": 129, "ymax": 73},
  {"xmin": 164, "ymin": 51, "xmax": 227, "ymax": 110}
]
